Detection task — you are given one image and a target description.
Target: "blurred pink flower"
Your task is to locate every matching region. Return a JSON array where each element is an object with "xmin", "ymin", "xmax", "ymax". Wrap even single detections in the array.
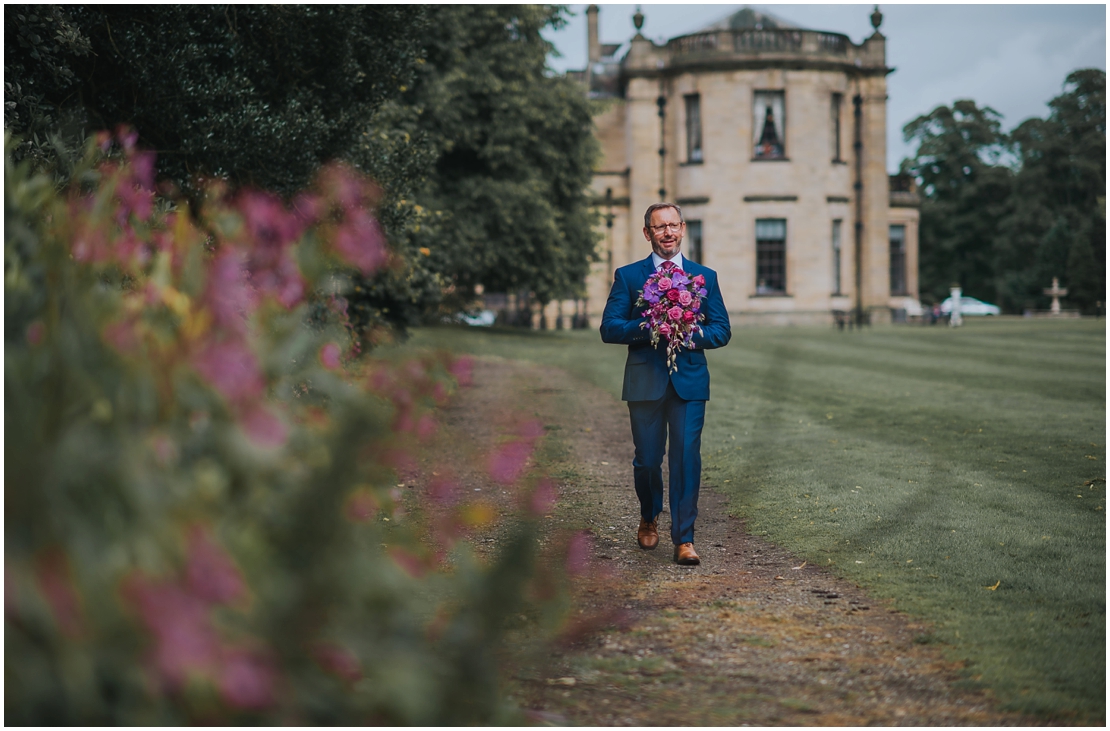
[
  {"xmin": 416, "ymin": 414, "xmax": 437, "ymax": 441},
  {"xmin": 529, "ymin": 478, "xmax": 557, "ymax": 516},
  {"xmin": 192, "ymin": 340, "xmax": 265, "ymax": 405},
  {"xmin": 291, "ymin": 192, "xmax": 322, "ymax": 225},
  {"xmin": 121, "ymin": 574, "xmax": 219, "ymax": 690},
  {"xmin": 219, "ymin": 646, "xmax": 277, "ymax": 710},
  {"xmin": 129, "ymin": 149, "xmax": 157, "ymax": 192},
  {"xmin": 389, "ymin": 547, "xmax": 426, "ymax": 579},
  {"xmin": 116, "ymin": 124, "xmax": 138, "ymax": 151},
  {"xmin": 683, "ymin": 310, "xmax": 696, "ymax": 324},
  {"xmin": 677, "ymin": 290, "xmax": 693, "ymax": 307},
  {"xmin": 240, "ymin": 404, "xmax": 288, "ymax": 449},
  {"xmin": 489, "ymin": 441, "xmax": 532, "ymax": 484},
  {"xmin": 668, "ymin": 306, "xmax": 683, "ymax": 322},
  {"xmin": 658, "ymin": 323, "xmax": 672, "ymax": 338},
  {"xmin": 26, "ymin": 321, "xmax": 45, "ymax": 346},
  {"xmin": 332, "ymin": 208, "xmax": 386, "ymax": 275},
  {"xmin": 428, "ymin": 476, "xmax": 460, "ymax": 506},
  {"xmin": 312, "ymin": 642, "xmax": 362, "ymax": 682},
  {"xmin": 205, "ymin": 249, "xmax": 256, "ymax": 335},
  {"xmin": 34, "ymin": 550, "xmax": 84, "ymax": 638},
  {"xmin": 517, "ymin": 419, "xmax": 544, "ymax": 441},
  {"xmin": 345, "ymin": 489, "xmax": 378, "ymax": 522},
  {"xmin": 657, "ymin": 277, "xmax": 672, "ymax": 291},
  {"xmin": 320, "ymin": 342, "xmax": 342, "ymax": 370},
  {"xmin": 565, "ymin": 531, "xmax": 592, "ymax": 576},
  {"xmin": 186, "ymin": 526, "xmax": 245, "ymax": 605},
  {"xmin": 448, "ymin": 356, "xmax": 474, "ymax": 387},
  {"xmin": 432, "ymin": 382, "xmax": 449, "ymax": 404}
]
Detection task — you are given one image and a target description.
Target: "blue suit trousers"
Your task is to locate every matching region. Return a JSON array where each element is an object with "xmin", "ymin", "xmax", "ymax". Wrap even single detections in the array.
[{"xmin": 628, "ymin": 381, "xmax": 705, "ymax": 546}]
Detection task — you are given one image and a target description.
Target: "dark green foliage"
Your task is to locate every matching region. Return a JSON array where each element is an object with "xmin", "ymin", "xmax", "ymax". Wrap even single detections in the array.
[
  {"xmin": 399, "ymin": 5, "xmax": 601, "ymax": 307},
  {"xmin": 903, "ymin": 69, "xmax": 1106, "ymax": 313},
  {"xmin": 902, "ymin": 100, "xmax": 1013, "ymax": 305},
  {"xmin": 1002, "ymin": 69, "xmax": 1106, "ymax": 314},
  {"xmin": 5, "ymin": 5, "xmax": 429, "ymax": 196}
]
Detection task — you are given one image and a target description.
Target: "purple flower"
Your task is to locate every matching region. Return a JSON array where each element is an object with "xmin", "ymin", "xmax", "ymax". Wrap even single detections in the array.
[
  {"xmin": 192, "ymin": 340, "xmax": 264, "ymax": 405},
  {"xmin": 186, "ymin": 526, "xmax": 245, "ymax": 605},
  {"xmin": 671, "ymin": 272, "xmax": 690, "ymax": 287},
  {"xmin": 698, "ymin": 288, "xmax": 708, "ymax": 298}
]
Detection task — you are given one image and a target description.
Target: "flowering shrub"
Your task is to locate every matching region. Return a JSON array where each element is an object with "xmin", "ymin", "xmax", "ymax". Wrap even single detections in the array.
[{"xmin": 4, "ymin": 130, "xmax": 576, "ymax": 724}]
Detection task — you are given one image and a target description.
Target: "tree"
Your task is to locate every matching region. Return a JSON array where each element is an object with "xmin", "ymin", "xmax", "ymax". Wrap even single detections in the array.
[
  {"xmin": 5, "ymin": 5, "xmax": 430, "ymax": 197},
  {"xmin": 1002, "ymin": 69, "xmax": 1105, "ymax": 313},
  {"xmin": 398, "ymin": 5, "xmax": 601, "ymax": 309},
  {"xmin": 901, "ymin": 100, "xmax": 1013, "ymax": 305}
]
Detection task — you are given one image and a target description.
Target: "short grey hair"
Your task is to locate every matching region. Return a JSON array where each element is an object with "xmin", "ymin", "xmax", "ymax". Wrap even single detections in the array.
[{"xmin": 643, "ymin": 202, "xmax": 683, "ymax": 229}]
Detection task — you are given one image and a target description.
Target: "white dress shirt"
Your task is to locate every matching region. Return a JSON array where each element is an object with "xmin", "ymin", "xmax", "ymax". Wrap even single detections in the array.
[{"xmin": 651, "ymin": 251, "xmax": 686, "ymax": 272}]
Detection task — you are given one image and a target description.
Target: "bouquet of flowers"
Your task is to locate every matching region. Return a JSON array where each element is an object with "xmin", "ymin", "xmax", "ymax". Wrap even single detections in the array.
[{"xmin": 635, "ymin": 265, "xmax": 709, "ymax": 373}]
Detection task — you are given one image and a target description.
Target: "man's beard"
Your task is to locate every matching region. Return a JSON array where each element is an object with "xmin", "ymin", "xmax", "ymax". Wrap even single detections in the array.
[{"xmin": 651, "ymin": 234, "xmax": 682, "ymax": 258}]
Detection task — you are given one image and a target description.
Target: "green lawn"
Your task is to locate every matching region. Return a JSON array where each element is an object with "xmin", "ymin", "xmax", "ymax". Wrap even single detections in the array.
[{"xmin": 402, "ymin": 319, "xmax": 1105, "ymax": 720}]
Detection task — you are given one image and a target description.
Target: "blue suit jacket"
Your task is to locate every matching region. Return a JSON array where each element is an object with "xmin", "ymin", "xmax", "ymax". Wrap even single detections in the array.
[{"xmin": 600, "ymin": 255, "xmax": 731, "ymax": 401}]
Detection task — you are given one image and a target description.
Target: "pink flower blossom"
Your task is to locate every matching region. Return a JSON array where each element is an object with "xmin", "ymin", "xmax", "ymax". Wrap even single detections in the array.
[
  {"xmin": 193, "ymin": 340, "xmax": 265, "ymax": 404},
  {"xmin": 517, "ymin": 419, "xmax": 544, "ymax": 441},
  {"xmin": 489, "ymin": 441, "xmax": 533, "ymax": 484},
  {"xmin": 26, "ymin": 321, "xmax": 45, "ymax": 346},
  {"xmin": 121, "ymin": 574, "xmax": 219, "ymax": 690},
  {"xmin": 333, "ymin": 208, "xmax": 387, "ymax": 275},
  {"xmin": 219, "ymin": 647, "xmax": 277, "ymax": 710},
  {"xmin": 677, "ymin": 290, "xmax": 693, "ymax": 307},
  {"xmin": 240, "ymin": 404, "xmax": 288, "ymax": 448},
  {"xmin": 565, "ymin": 531, "xmax": 592, "ymax": 576},
  {"xmin": 185, "ymin": 526, "xmax": 245, "ymax": 605},
  {"xmin": 320, "ymin": 342, "xmax": 342, "ymax": 370},
  {"xmin": 683, "ymin": 310, "xmax": 697, "ymax": 324},
  {"xmin": 34, "ymin": 550, "xmax": 83, "ymax": 638},
  {"xmin": 658, "ymin": 322, "xmax": 672, "ymax": 337},
  {"xmin": 666, "ymin": 288, "xmax": 681, "ymax": 302},
  {"xmin": 448, "ymin": 356, "xmax": 474, "ymax": 386},
  {"xmin": 529, "ymin": 478, "xmax": 557, "ymax": 515},
  {"xmin": 416, "ymin": 414, "xmax": 438, "ymax": 441},
  {"xmin": 205, "ymin": 249, "xmax": 256, "ymax": 335},
  {"xmin": 657, "ymin": 277, "xmax": 672, "ymax": 291},
  {"xmin": 312, "ymin": 642, "xmax": 362, "ymax": 682},
  {"xmin": 693, "ymin": 274, "xmax": 706, "ymax": 287},
  {"xmin": 668, "ymin": 306, "xmax": 684, "ymax": 322},
  {"xmin": 389, "ymin": 547, "xmax": 427, "ymax": 578},
  {"xmin": 345, "ymin": 489, "xmax": 378, "ymax": 522}
]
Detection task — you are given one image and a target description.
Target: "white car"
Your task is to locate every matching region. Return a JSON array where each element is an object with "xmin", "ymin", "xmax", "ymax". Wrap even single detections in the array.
[
  {"xmin": 939, "ymin": 296, "xmax": 1001, "ymax": 316},
  {"xmin": 458, "ymin": 309, "xmax": 497, "ymax": 327}
]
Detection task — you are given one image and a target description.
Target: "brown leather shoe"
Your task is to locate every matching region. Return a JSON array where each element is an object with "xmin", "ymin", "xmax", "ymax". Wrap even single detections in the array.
[
  {"xmin": 637, "ymin": 518, "xmax": 659, "ymax": 550},
  {"xmin": 674, "ymin": 542, "xmax": 700, "ymax": 565}
]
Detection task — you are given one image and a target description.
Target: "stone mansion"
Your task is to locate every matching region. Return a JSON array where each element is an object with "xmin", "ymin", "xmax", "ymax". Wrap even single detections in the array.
[{"xmin": 554, "ymin": 5, "xmax": 919, "ymax": 327}]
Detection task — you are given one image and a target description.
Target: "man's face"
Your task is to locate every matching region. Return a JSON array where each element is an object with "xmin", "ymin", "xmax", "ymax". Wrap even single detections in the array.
[{"xmin": 644, "ymin": 207, "xmax": 684, "ymax": 259}]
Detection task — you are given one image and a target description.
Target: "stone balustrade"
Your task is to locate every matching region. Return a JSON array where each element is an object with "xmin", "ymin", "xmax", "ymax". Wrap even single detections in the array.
[{"xmin": 665, "ymin": 28, "xmax": 878, "ymax": 70}]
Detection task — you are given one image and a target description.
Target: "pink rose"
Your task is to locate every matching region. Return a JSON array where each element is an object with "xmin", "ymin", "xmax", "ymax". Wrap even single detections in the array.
[
  {"xmin": 683, "ymin": 310, "xmax": 697, "ymax": 324},
  {"xmin": 678, "ymin": 290, "xmax": 693, "ymax": 307},
  {"xmin": 666, "ymin": 288, "xmax": 681, "ymax": 302},
  {"xmin": 658, "ymin": 322, "xmax": 672, "ymax": 337},
  {"xmin": 657, "ymin": 277, "xmax": 672, "ymax": 291},
  {"xmin": 668, "ymin": 306, "xmax": 684, "ymax": 322},
  {"xmin": 693, "ymin": 274, "xmax": 706, "ymax": 287}
]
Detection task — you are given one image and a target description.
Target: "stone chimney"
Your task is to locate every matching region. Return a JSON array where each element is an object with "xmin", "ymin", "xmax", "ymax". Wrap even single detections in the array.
[{"xmin": 587, "ymin": 5, "xmax": 600, "ymax": 64}]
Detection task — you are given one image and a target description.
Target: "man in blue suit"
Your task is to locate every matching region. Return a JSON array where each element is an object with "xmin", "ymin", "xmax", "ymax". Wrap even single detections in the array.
[{"xmin": 600, "ymin": 203, "xmax": 731, "ymax": 565}]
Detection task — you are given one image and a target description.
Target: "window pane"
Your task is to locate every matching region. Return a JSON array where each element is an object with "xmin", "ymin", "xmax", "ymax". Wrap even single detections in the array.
[
  {"xmin": 685, "ymin": 220, "xmax": 702, "ymax": 263},
  {"xmin": 830, "ymin": 93, "xmax": 843, "ymax": 161},
  {"xmin": 685, "ymin": 94, "xmax": 703, "ymax": 163},
  {"xmin": 889, "ymin": 224, "xmax": 906, "ymax": 295},
  {"xmin": 755, "ymin": 218, "xmax": 786, "ymax": 240},
  {"xmin": 832, "ymin": 219, "xmax": 842, "ymax": 294},
  {"xmin": 755, "ymin": 218, "xmax": 786, "ymax": 294},
  {"xmin": 753, "ymin": 91, "xmax": 785, "ymax": 159}
]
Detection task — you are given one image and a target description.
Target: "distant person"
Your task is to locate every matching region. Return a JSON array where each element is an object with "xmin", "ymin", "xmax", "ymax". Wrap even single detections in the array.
[{"xmin": 600, "ymin": 203, "xmax": 731, "ymax": 566}]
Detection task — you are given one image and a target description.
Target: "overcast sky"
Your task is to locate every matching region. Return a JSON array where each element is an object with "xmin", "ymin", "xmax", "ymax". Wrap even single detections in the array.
[{"xmin": 542, "ymin": 4, "xmax": 1107, "ymax": 172}]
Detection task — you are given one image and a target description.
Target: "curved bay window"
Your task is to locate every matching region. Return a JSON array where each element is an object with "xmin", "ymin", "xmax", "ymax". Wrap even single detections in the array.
[
  {"xmin": 753, "ymin": 91, "xmax": 785, "ymax": 159},
  {"xmin": 755, "ymin": 218, "xmax": 787, "ymax": 294}
]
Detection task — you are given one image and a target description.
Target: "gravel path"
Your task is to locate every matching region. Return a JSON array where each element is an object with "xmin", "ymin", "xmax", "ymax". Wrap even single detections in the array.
[{"xmin": 428, "ymin": 356, "xmax": 1047, "ymax": 726}]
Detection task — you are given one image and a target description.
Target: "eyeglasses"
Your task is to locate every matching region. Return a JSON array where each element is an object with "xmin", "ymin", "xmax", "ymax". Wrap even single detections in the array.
[{"xmin": 649, "ymin": 222, "xmax": 684, "ymax": 234}]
